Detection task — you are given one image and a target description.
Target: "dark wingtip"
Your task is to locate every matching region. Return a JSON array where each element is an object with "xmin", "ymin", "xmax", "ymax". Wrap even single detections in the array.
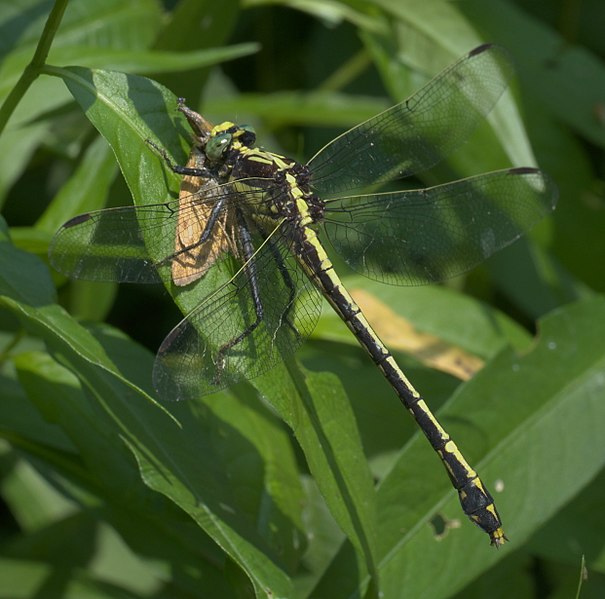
[
  {"xmin": 64, "ymin": 212, "xmax": 92, "ymax": 228},
  {"xmin": 508, "ymin": 166, "xmax": 540, "ymax": 176},
  {"xmin": 507, "ymin": 167, "xmax": 558, "ymax": 210},
  {"xmin": 470, "ymin": 43, "xmax": 494, "ymax": 57}
]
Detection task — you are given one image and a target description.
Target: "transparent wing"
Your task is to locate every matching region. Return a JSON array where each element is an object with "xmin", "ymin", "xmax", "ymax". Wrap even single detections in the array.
[
  {"xmin": 322, "ymin": 168, "xmax": 557, "ymax": 285},
  {"xmin": 152, "ymin": 223, "xmax": 323, "ymax": 400},
  {"xmin": 48, "ymin": 180, "xmax": 275, "ymax": 285},
  {"xmin": 49, "ymin": 202, "xmax": 177, "ymax": 284},
  {"xmin": 308, "ymin": 44, "xmax": 514, "ymax": 198}
]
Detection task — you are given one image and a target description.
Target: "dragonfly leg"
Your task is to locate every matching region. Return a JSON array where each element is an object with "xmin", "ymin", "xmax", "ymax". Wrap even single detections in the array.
[
  {"xmin": 214, "ymin": 211, "xmax": 264, "ymax": 382},
  {"xmin": 155, "ymin": 196, "xmax": 227, "ymax": 268},
  {"xmin": 146, "ymin": 139, "xmax": 212, "ymax": 178},
  {"xmin": 267, "ymin": 237, "xmax": 300, "ymax": 339},
  {"xmin": 255, "ymin": 222, "xmax": 300, "ymax": 340}
]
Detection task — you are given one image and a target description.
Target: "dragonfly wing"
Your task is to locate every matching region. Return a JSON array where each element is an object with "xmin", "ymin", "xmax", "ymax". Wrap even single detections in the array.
[
  {"xmin": 322, "ymin": 168, "xmax": 557, "ymax": 285},
  {"xmin": 308, "ymin": 44, "xmax": 513, "ymax": 197},
  {"xmin": 49, "ymin": 203, "xmax": 177, "ymax": 283},
  {"xmin": 153, "ymin": 223, "xmax": 323, "ymax": 400},
  {"xmin": 48, "ymin": 182, "xmax": 267, "ymax": 285},
  {"xmin": 172, "ymin": 180, "xmax": 237, "ymax": 286}
]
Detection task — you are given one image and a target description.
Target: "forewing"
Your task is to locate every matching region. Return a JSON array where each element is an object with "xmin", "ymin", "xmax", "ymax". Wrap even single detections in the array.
[
  {"xmin": 48, "ymin": 202, "xmax": 177, "ymax": 283},
  {"xmin": 308, "ymin": 44, "xmax": 513, "ymax": 197},
  {"xmin": 322, "ymin": 168, "xmax": 557, "ymax": 285},
  {"xmin": 153, "ymin": 223, "xmax": 323, "ymax": 400},
  {"xmin": 48, "ymin": 183, "xmax": 263, "ymax": 285}
]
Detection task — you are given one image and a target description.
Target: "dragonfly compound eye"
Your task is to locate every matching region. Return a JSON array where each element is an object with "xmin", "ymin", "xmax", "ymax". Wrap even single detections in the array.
[{"xmin": 206, "ymin": 132, "xmax": 232, "ymax": 161}]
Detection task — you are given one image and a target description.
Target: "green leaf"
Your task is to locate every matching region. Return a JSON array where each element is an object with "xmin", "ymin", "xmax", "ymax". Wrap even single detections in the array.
[
  {"xmin": 7, "ymin": 314, "xmax": 297, "ymax": 596},
  {"xmin": 243, "ymin": 0, "xmax": 386, "ymax": 32},
  {"xmin": 314, "ymin": 276, "xmax": 530, "ymax": 358},
  {"xmin": 37, "ymin": 136, "xmax": 118, "ymax": 234},
  {"xmin": 51, "ymin": 65, "xmax": 222, "ymax": 319},
  {"xmin": 313, "ymin": 296, "xmax": 605, "ymax": 598},
  {"xmin": 204, "ymin": 91, "xmax": 390, "ymax": 128},
  {"xmin": 1, "ymin": 222, "xmax": 299, "ymax": 596},
  {"xmin": 525, "ymin": 468, "xmax": 605, "ymax": 573},
  {"xmin": 464, "ymin": 0, "xmax": 605, "ymax": 148},
  {"xmin": 254, "ymin": 361, "xmax": 380, "ymax": 589},
  {"xmin": 44, "ymin": 44, "xmax": 261, "ymax": 75},
  {"xmin": 0, "ymin": 217, "xmax": 55, "ymax": 306}
]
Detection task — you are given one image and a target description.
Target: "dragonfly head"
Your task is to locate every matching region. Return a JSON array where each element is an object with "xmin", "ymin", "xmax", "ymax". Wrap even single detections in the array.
[{"xmin": 206, "ymin": 122, "xmax": 257, "ymax": 162}]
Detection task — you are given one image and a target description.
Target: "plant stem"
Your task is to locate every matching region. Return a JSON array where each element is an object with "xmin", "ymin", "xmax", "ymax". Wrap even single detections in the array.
[{"xmin": 0, "ymin": 0, "xmax": 69, "ymax": 135}]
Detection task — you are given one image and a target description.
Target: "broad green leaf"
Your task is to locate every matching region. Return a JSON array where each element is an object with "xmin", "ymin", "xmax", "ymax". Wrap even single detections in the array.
[
  {"xmin": 51, "ymin": 65, "xmax": 219, "ymax": 318},
  {"xmin": 150, "ymin": 0, "xmax": 243, "ymax": 100},
  {"xmin": 37, "ymin": 136, "xmax": 117, "ymax": 234},
  {"xmin": 254, "ymin": 361, "xmax": 380, "ymax": 589},
  {"xmin": 204, "ymin": 91, "xmax": 389, "ymax": 128},
  {"xmin": 313, "ymin": 296, "xmax": 605, "ymax": 599},
  {"xmin": 314, "ymin": 276, "xmax": 530, "ymax": 358},
  {"xmin": 6, "ymin": 311, "xmax": 296, "ymax": 596},
  {"xmin": 243, "ymin": 0, "xmax": 386, "ymax": 32},
  {"xmin": 0, "ymin": 217, "xmax": 55, "ymax": 306},
  {"xmin": 463, "ymin": 0, "xmax": 605, "ymax": 148},
  {"xmin": 1, "ymin": 221, "xmax": 300, "ymax": 596},
  {"xmin": 46, "ymin": 45, "xmax": 261, "ymax": 75},
  {"xmin": 451, "ymin": 551, "xmax": 534, "ymax": 599},
  {"xmin": 13, "ymin": 351, "xmax": 279, "ymax": 597},
  {"xmin": 525, "ymin": 468, "xmax": 605, "ymax": 573}
]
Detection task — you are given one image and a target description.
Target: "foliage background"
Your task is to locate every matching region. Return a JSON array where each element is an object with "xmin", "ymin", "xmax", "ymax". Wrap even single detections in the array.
[{"xmin": 0, "ymin": 0, "xmax": 604, "ymax": 597}]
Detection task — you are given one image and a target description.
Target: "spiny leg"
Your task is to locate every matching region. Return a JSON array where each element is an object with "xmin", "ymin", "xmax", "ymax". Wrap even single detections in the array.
[
  {"xmin": 146, "ymin": 139, "xmax": 212, "ymax": 178},
  {"xmin": 213, "ymin": 210, "xmax": 264, "ymax": 382},
  {"xmin": 156, "ymin": 196, "xmax": 227, "ymax": 268},
  {"xmin": 256, "ymin": 222, "xmax": 300, "ymax": 340}
]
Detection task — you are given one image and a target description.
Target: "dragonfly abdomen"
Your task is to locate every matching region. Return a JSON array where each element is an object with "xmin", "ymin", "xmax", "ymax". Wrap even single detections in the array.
[{"xmin": 296, "ymin": 222, "xmax": 506, "ymax": 546}]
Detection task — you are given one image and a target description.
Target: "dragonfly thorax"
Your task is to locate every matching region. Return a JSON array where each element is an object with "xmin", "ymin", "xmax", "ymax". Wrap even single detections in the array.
[{"xmin": 205, "ymin": 123, "xmax": 326, "ymax": 226}]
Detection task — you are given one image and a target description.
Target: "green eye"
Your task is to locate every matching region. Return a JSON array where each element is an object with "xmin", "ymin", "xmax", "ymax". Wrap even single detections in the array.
[{"xmin": 206, "ymin": 133, "xmax": 232, "ymax": 160}]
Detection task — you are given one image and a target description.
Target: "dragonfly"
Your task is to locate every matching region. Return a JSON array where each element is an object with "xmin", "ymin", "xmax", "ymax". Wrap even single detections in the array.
[{"xmin": 49, "ymin": 44, "xmax": 557, "ymax": 546}]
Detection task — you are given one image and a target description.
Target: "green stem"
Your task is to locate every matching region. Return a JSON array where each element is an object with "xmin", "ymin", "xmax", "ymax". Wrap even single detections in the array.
[
  {"xmin": 0, "ymin": 0, "xmax": 69, "ymax": 135},
  {"xmin": 318, "ymin": 50, "xmax": 371, "ymax": 93}
]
